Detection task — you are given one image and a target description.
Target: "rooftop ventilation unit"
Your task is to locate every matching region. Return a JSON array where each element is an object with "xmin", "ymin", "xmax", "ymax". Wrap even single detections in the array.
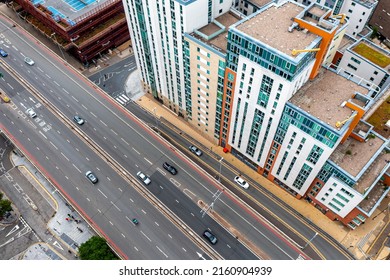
[{"xmin": 288, "ymin": 22, "xmax": 299, "ymax": 33}]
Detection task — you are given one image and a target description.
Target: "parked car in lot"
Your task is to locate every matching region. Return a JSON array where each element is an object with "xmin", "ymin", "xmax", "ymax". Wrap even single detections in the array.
[
  {"xmin": 234, "ymin": 176, "xmax": 249, "ymax": 189},
  {"xmin": 73, "ymin": 115, "xmax": 85, "ymax": 125},
  {"xmin": 203, "ymin": 230, "xmax": 217, "ymax": 245},
  {"xmin": 26, "ymin": 108, "xmax": 37, "ymax": 118},
  {"xmin": 24, "ymin": 57, "xmax": 35, "ymax": 66},
  {"xmin": 137, "ymin": 171, "xmax": 151, "ymax": 185},
  {"xmin": 163, "ymin": 162, "xmax": 177, "ymax": 175},
  {"xmin": 85, "ymin": 171, "xmax": 98, "ymax": 184},
  {"xmin": 0, "ymin": 49, "xmax": 8, "ymax": 57},
  {"xmin": 189, "ymin": 145, "xmax": 202, "ymax": 156}
]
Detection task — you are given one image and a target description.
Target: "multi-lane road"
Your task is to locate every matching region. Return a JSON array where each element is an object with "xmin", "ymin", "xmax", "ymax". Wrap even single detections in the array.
[{"xmin": 0, "ymin": 17, "xmax": 352, "ymax": 260}]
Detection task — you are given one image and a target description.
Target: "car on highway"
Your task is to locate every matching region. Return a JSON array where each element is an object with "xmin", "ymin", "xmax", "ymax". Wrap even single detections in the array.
[
  {"xmin": 26, "ymin": 108, "xmax": 37, "ymax": 118},
  {"xmin": 0, "ymin": 49, "xmax": 8, "ymax": 57},
  {"xmin": 189, "ymin": 145, "xmax": 202, "ymax": 156},
  {"xmin": 203, "ymin": 230, "xmax": 217, "ymax": 245},
  {"xmin": 163, "ymin": 162, "xmax": 177, "ymax": 175},
  {"xmin": 234, "ymin": 176, "xmax": 249, "ymax": 189},
  {"xmin": 85, "ymin": 171, "xmax": 98, "ymax": 184},
  {"xmin": 73, "ymin": 115, "xmax": 85, "ymax": 125},
  {"xmin": 137, "ymin": 171, "xmax": 151, "ymax": 185},
  {"xmin": 24, "ymin": 57, "xmax": 35, "ymax": 66}
]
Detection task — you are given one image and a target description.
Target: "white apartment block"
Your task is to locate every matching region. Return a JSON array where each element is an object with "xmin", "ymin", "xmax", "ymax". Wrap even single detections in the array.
[
  {"xmin": 337, "ymin": 38, "xmax": 390, "ymax": 92},
  {"xmin": 122, "ymin": 0, "xmax": 233, "ymax": 116}
]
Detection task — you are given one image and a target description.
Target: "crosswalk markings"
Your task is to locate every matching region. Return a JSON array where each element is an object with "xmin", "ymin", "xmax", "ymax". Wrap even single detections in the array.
[{"xmin": 115, "ymin": 94, "xmax": 130, "ymax": 105}]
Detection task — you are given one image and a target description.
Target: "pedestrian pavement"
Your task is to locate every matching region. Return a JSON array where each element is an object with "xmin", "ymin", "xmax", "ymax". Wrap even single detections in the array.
[{"xmin": 10, "ymin": 153, "xmax": 94, "ymax": 260}]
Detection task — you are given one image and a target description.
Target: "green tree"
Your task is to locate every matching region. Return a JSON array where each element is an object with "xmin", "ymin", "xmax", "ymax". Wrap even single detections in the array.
[
  {"xmin": 0, "ymin": 198, "xmax": 12, "ymax": 218},
  {"xmin": 78, "ymin": 236, "xmax": 119, "ymax": 260}
]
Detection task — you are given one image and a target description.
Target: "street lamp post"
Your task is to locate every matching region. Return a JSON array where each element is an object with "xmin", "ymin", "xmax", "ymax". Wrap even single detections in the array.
[
  {"xmin": 218, "ymin": 157, "xmax": 223, "ymax": 182},
  {"xmin": 302, "ymin": 232, "xmax": 318, "ymax": 250},
  {"xmin": 51, "ymin": 32, "xmax": 66, "ymax": 62}
]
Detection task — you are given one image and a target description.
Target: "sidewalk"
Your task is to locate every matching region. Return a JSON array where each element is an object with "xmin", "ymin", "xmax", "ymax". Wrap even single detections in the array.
[
  {"xmin": 135, "ymin": 94, "xmax": 390, "ymax": 260},
  {"xmin": 10, "ymin": 153, "xmax": 95, "ymax": 259}
]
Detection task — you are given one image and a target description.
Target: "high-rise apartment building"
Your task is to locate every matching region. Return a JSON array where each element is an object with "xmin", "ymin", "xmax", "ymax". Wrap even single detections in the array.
[
  {"xmin": 123, "ymin": 0, "xmax": 390, "ymax": 228},
  {"xmin": 123, "ymin": 0, "xmax": 233, "ymax": 118},
  {"xmin": 225, "ymin": 1, "xmax": 345, "ymax": 172}
]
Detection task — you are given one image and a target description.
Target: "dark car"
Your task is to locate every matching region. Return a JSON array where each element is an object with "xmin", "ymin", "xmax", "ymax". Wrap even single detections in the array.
[
  {"xmin": 0, "ymin": 49, "xmax": 8, "ymax": 57},
  {"xmin": 73, "ymin": 115, "xmax": 85, "ymax": 125},
  {"xmin": 203, "ymin": 230, "xmax": 217, "ymax": 245},
  {"xmin": 163, "ymin": 162, "xmax": 177, "ymax": 175},
  {"xmin": 85, "ymin": 171, "xmax": 98, "ymax": 184},
  {"xmin": 189, "ymin": 145, "xmax": 202, "ymax": 156}
]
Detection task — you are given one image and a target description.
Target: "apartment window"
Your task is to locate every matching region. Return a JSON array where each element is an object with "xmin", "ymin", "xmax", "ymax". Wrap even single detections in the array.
[
  {"xmin": 347, "ymin": 63, "xmax": 357, "ymax": 71},
  {"xmin": 351, "ymin": 2, "xmax": 356, "ymax": 6},
  {"xmin": 370, "ymin": 77, "xmax": 374, "ymax": 81},
  {"xmin": 351, "ymin": 57, "xmax": 361, "ymax": 64},
  {"xmin": 348, "ymin": 9, "xmax": 352, "ymax": 13},
  {"xmin": 374, "ymin": 71, "xmax": 378, "ymax": 75}
]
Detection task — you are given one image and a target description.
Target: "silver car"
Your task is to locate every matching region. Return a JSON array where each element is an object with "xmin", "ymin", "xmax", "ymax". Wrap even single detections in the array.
[
  {"xmin": 137, "ymin": 171, "xmax": 151, "ymax": 185},
  {"xmin": 189, "ymin": 145, "xmax": 202, "ymax": 156},
  {"xmin": 24, "ymin": 57, "xmax": 35, "ymax": 66}
]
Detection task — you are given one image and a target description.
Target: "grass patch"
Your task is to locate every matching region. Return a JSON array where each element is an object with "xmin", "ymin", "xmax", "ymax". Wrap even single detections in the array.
[{"xmin": 353, "ymin": 43, "xmax": 390, "ymax": 68}]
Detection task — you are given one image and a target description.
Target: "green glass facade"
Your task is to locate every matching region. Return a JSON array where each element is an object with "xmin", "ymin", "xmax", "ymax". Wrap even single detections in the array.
[
  {"xmin": 226, "ymin": 30, "xmax": 317, "ymax": 81},
  {"xmin": 275, "ymin": 105, "xmax": 340, "ymax": 149},
  {"xmin": 317, "ymin": 162, "xmax": 356, "ymax": 188}
]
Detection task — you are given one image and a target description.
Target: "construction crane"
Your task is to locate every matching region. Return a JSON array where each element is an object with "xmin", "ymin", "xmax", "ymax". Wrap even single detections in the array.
[
  {"xmin": 331, "ymin": 14, "xmax": 346, "ymax": 24},
  {"xmin": 291, "ymin": 48, "xmax": 321, "ymax": 56},
  {"xmin": 336, "ymin": 115, "xmax": 355, "ymax": 128}
]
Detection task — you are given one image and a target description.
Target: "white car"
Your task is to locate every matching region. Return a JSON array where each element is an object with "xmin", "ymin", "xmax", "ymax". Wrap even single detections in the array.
[
  {"xmin": 137, "ymin": 171, "xmax": 151, "ymax": 185},
  {"xmin": 85, "ymin": 171, "xmax": 98, "ymax": 184},
  {"xmin": 26, "ymin": 108, "xmax": 37, "ymax": 118},
  {"xmin": 234, "ymin": 176, "xmax": 249, "ymax": 189},
  {"xmin": 24, "ymin": 57, "xmax": 35, "ymax": 66}
]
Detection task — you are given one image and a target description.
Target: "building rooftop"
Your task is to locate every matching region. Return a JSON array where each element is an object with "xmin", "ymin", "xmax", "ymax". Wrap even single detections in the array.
[
  {"xmin": 235, "ymin": 1, "xmax": 319, "ymax": 56},
  {"xmin": 352, "ymin": 40, "xmax": 390, "ymax": 70},
  {"xmin": 330, "ymin": 135, "xmax": 385, "ymax": 181},
  {"xmin": 357, "ymin": 151, "xmax": 390, "ymax": 214},
  {"xmin": 290, "ymin": 70, "xmax": 369, "ymax": 129},
  {"xmin": 249, "ymin": 0, "xmax": 272, "ymax": 8},
  {"xmin": 354, "ymin": 0, "xmax": 378, "ymax": 8},
  {"xmin": 338, "ymin": 35, "xmax": 356, "ymax": 53},
  {"xmin": 37, "ymin": 0, "xmax": 112, "ymax": 22},
  {"xmin": 194, "ymin": 12, "xmax": 241, "ymax": 53}
]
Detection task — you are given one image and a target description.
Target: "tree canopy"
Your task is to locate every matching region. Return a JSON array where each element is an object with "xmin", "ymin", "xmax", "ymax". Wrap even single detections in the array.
[
  {"xmin": 0, "ymin": 192, "xmax": 13, "ymax": 218},
  {"xmin": 78, "ymin": 236, "xmax": 119, "ymax": 260}
]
